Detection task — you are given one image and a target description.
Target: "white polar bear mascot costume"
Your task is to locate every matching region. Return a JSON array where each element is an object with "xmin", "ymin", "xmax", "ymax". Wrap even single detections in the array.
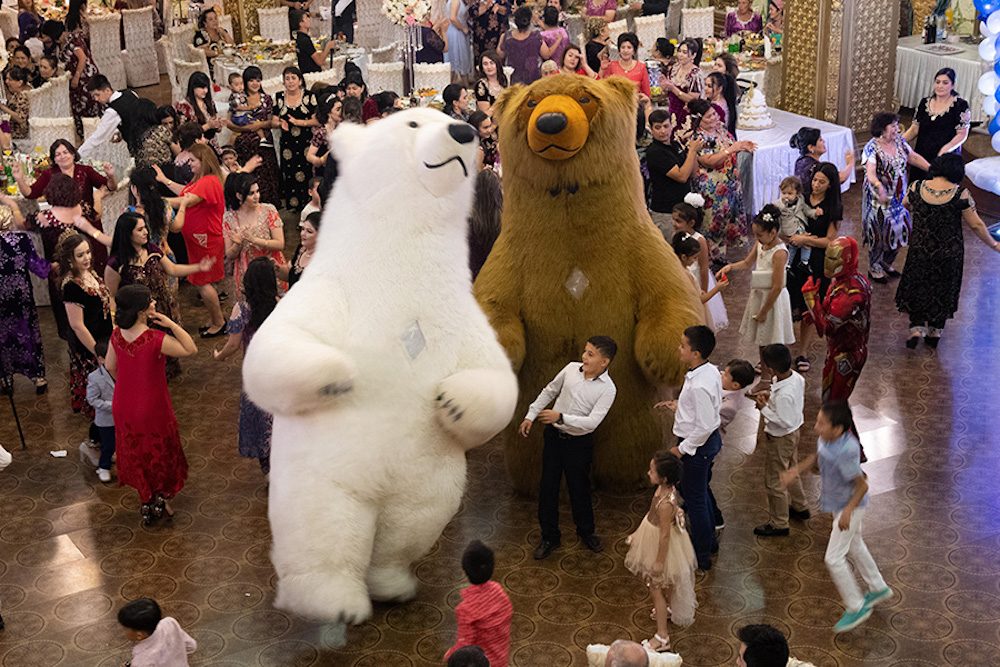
[{"xmin": 243, "ymin": 109, "xmax": 519, "ymax": 624}]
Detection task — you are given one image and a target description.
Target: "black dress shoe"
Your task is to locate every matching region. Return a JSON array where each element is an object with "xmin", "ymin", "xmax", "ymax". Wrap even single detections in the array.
[
  {"xmin": 789, "ymin": 508, "xmax": 811, "ymax": 521},
  {"xmin": 754, "ymin": 523, "xmax": 790, "ymax": 537},
  {"xmin": 885, "ymin": 267, "xmax": 901, "ymax": 278},
  {"xmin": 581, "ymin": 535, "xmax": 603, "ymax": 553},
  {"xmin": 905, "ymin": 335, "xmax": 921, "ymax": 349},
  {"xmin": 200, "ymin": 325, "xmax": 227, "ymax": 339},
  {"xmin": 924, "ymin": 336, "xmax": 940, "ymax": 349},
  {"xmin": 533, "ymin": 540, "xmax": 560, "ymax": 560},
  {"xmin": 868, "ymin": 271, "xmax": 887, "ymax": 284}
]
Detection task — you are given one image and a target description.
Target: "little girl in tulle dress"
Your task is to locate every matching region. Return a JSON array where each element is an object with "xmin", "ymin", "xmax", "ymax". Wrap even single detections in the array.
[
  {"xmin": 672, "ymin": 232, "xmax": 730, "ymax": 332},
  {"xmin": 672, "ymin": 194, "xmax": 728, "ymax": 331},
  {"xmin": 625, "ymin": 450, "xmax": 697, "ymax": 653}
]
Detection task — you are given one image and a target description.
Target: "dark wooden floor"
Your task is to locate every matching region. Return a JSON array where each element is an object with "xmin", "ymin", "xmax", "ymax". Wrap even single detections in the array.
[{"xmin": 2, "ymin": 79, "xmax": 1000, "ymax": 664}]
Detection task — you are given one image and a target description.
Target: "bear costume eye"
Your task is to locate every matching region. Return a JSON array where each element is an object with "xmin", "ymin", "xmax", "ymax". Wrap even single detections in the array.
[
  {"xmin": 408, "ymin": 121, "xmax": 419, "ymax": 128},
  {"xmin": 578, "ymin": 96, "xmax": 591, "ymax": 104},
  {"xmin": 526, "ymin": 99, "xmax": 538, "ymax": 109}
]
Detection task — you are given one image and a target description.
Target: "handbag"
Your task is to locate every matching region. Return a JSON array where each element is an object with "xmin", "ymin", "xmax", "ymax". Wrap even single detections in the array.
[{"xmin": 750, "ymin": 270, "xmax": 773, "ymax": 289}]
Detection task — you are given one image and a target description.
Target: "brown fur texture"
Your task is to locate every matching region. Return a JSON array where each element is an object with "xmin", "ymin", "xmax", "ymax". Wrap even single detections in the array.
[{"xmin": 474, "ymin": 74, "xmax": 704, "ymax": 493}]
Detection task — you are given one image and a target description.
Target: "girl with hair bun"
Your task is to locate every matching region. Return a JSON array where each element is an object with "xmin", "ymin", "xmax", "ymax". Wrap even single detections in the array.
[
  {"xmin": 672, "ymin": 193, "xmax": 728, "ymax": 331},
  {"xmin": 718, "ymin": 204, "xmax": 795, "ymax": 367},
  {"xmin": 106, "ymin": 284, "xmax": 197, "ymax": 525}
]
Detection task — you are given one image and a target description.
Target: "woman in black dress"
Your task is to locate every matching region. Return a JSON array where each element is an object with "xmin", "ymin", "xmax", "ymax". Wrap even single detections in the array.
[
  {"xmin": 273, "ymin": 66, "xmax": 318, "ymax": 212},
  {"xmin": 896, "ymin": 154, "xmax": 1000, "ymax": 349},
  {"xmin": 278, "ymin": 211, "xmax": 320, "ymax": 289},
  {"xmin": 902, "ymin": 67, "xmax": 970, "ymax": 181},
  {"xmin": 472, "ymin": 0, "xmax": 510, "ymax": 58}
]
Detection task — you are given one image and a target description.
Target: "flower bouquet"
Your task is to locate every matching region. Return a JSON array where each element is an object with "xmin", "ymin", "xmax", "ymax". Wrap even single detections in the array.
[{"xmin": 381, "ymin": 0, "xmax": 432, "ymax": 27}]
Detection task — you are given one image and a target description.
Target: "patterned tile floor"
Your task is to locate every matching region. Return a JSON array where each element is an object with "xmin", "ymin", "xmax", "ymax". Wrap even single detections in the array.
[{"xmin": 2, "ymin": 187, "xmax": 1000, "ymax": 667}]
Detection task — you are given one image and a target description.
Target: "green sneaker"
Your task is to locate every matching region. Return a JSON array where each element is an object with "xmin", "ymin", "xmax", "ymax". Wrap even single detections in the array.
[
  {"xmin": 863, "ymin": 587, "xmax": 892, "ymax": 608},
  {"xmin": 833, "ymin": 606, "xmax": 872, "ymax": 633}
]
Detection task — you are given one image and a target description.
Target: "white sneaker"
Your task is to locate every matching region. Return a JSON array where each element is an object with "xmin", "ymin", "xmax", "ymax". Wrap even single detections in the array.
[{"xmin": 96, "ymin": 468, "xmax": 112, "ymax": 483}]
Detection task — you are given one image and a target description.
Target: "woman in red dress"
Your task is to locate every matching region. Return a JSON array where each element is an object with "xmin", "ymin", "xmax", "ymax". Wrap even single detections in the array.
[
  {"xmin": 162, "ymin": 143, "xmax": 227, "ymax": 337},
  {"xmin": 106, "ymin": 284, "xmax": 197, "ymax": 524}
]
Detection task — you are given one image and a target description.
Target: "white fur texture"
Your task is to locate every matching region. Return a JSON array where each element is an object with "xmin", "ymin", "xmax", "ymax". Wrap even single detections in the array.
[{"xmin": 243, "ymin": 109, "xmax": 518, "ymax": 624}]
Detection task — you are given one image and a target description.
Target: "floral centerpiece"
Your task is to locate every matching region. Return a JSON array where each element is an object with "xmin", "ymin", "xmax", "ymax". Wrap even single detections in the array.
[{"xmin": 381, "ymin": 0, "xmax": 432, "ymax": 27}]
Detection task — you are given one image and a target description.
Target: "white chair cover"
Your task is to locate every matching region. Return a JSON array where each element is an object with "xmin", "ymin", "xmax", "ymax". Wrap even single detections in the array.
[
  {"xmin": 81, "ymin": 117, "xmax": 133, "ymax": 180},
  {"xmin": 366, "ymin": 62, "xmax": 404, "ymax": 94},
  {"xmin": 763, "ymin": 55, "xmax": 781, "ymax": 108},
  {"xmin": 98, "ymin": 177, "xmax": 132, "ymax": 240},
  {"xmin": 666, "ymin": 0, "xmax": 683, "ymax": 39},
  {"xmin": 0, "ymin": 9, "xmax": 17, "ymax": 43},
  {"xmin": 258, "ymin": 58, "xmax": 290, "ymax": 81},
  {"xmin": 681, "ymin": 6, "xmax": 714, "ymax": 39},
  {"xmin": 607, "ymin": 18, "xmax": 628, "ymax": 46},
  {"xmin": 370, "ymin": 42, "xmax": 399, "ymax": 64},
  {"xmin": 168, "ymin": 23, "xmax": 197, "ymax": 62},
  {"xmin": 257, "ymin": 6, "xmax": 290, "ymax": 42},
  {"xmin": 175, "ymin": 60, "xmax": 206, "ymax": 96},
  {"xmin": 24, "ymin": 73, "xmax": 70, "ymax": 120},
  {"xmin": 122, "ymin": 7, "xmax": 160, "ymax": 87},
  {"xmin": 219, "ymin": 13, "xmax": 234, "ymax": 37},
  {"xmin": 26, "ymin": 117, "xmax": 78, "ymax": 154},
  {"xmin": 634, "ymin": 14, "xmax": 666, "ymax": 61},
  {"xmin": 260, "ymin": 76, "xmax": 284, "ymax": 96},
  {"xmin": 329, "ymin": 54, "xmax": 347, "ymax": 82},
  {"xmin": 413, "ymin": 62, "xmax": 452, "ymax": 92},
  {"xmin": 89, "ymin": 13, "xmax": 128, "ymax": 90},
  {"xmin": 161, "ymin": 45, "xmax": 183, "ymax": 101},
  {"xmin": 304, "ymin": 68, "xmax": 341, "ymax": 89}
]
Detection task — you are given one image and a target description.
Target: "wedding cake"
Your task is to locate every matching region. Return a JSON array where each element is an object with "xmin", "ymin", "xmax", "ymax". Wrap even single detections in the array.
[{"xmin": 736, "ymin": 85, "xmax": 775, "ymax": 131}]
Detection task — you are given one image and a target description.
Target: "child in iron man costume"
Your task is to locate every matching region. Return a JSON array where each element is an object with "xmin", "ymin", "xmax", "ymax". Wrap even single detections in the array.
[{"xmin": 801, "ymin": 236, "xmax": 872, "ymax": 403}]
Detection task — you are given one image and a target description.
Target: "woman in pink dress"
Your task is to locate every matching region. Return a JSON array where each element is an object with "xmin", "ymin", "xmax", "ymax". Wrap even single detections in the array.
[
  {"xmin": 599, "ymin": 33, "xmax": 650, "ymax": 99},
  {"xmin": 106, "ymin": 284, "xmax": 197, "ymax": 525},
  {"xmin": 222, "ymin": 172, "xmax": 287, "ymax": 299},
  {"xmin": 584, "ymin": 0, "xmax": 617, "ymax": 21}
]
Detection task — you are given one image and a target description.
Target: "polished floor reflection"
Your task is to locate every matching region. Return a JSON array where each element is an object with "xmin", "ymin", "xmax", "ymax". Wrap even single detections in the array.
[{"xmin": 1, "ymin": 193, "xmax": 999, "ymax": 667}]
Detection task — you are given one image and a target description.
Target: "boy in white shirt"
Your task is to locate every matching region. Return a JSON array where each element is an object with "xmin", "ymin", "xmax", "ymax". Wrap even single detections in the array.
[
  {"xmin": 751, "ymin": 344, "xmax": 809, "ymax": 537},
  {"xmin": 520, "ymin": 336, "xmax": 618, "ymax": 560},
  {"xmin": 720, "ymin": 359, "xmax": 756, "ymax": 433},
  {"xmin": 658, "ymin": 325, "xmax": 723, "ymax": 571},
  {"xmin": 300, "ymin": 177, "xmax": 323, "ymax": 223}
]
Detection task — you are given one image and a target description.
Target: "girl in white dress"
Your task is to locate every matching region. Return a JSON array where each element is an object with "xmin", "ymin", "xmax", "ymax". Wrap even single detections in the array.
[
  {"xmin": 718, "ymin": 204, "xmax": 795, "ymax": 369},
  {"xmin": 672, "ymin": 232, "xmax": 729, "ymax": 332},
  {"xmin": 624, "ymin": 451, "xmax": 697, "ymax": 653},
  {"xmin": 672, "ymin": 194, "xmax": 728, "ymax": 331}
]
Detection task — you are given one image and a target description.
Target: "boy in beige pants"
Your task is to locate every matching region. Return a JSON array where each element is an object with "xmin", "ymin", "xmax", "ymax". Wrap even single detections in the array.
[{"xmin": 752, "ymin": 344, "xmax": 809, "ymax": 537}]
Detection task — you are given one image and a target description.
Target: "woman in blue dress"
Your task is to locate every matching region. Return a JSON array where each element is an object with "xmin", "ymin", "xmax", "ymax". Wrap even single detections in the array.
[{"xmin": 446, "ymin": 0, "xmax": 474, "ymax": 79}]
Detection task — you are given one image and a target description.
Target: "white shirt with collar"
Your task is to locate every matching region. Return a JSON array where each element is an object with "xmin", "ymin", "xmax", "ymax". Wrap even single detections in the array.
[
  {"xmin": 78, "ymin": 90, "xmax": 122, "ymax": 161},
  {"xmin": 673, "ymin": 362, "xmax": 722, "ymax": 456},
  {"xmin": 759, "ymin": 371, "xmax": 805, "ymax": 437},
  {"xmin": 525, "ymin": 362, "xmax": 617, "ymax": 437}
]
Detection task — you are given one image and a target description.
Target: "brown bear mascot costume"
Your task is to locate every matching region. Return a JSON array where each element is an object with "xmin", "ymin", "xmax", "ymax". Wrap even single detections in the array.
[{"xmin": 475, "ymin": 75, "xmax": 704, "ymax": 492}]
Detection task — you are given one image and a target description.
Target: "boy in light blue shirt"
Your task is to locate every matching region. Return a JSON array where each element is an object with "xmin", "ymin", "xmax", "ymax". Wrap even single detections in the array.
[{"xmin": 781, "ymin": 401, "xmax": 891, "ymax": 634}]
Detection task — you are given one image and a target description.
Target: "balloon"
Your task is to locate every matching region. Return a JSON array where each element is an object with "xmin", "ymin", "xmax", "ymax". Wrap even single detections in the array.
[
  {"xmin": 982, "ymin": 36, "xmax": 998, "ymax": 60},
  {"xmin": 996, "ymin": 59, "xmax": 1000, "ymax": 76},
  {"xmin": 990, "ymin": 114, "xmax": 1000, "ymax": 136},
  {"xmin": 988, "ymin": 9, "xmax": 1000, "ymax": 34},
  {"xmin": 975, "ymin": 1, "xmax": 1000, "ymax": 16},
  {"xmin": 996, "ymin": 84, "xmax": 1000, "ymax": 102},
  {"xmin": 985, "ymin": 97, "xmax": 999, "ymax": 116},
  {"xmin": 993, "ymin": 131, "xmax": 1000, "ymax": 153},
  {"xmin": 979, "ymin": 71, "xmax": 1000, "ymax": 95}
]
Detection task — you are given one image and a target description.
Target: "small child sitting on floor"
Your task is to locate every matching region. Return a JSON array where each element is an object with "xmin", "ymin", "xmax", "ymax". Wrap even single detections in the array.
[
  {"xmin": 444, "ymin": 540, "xmax": 513, "ymax": 667},
  {"xmin": 119, "ymin": 597, "xmax": 196, "ymax": 666}
]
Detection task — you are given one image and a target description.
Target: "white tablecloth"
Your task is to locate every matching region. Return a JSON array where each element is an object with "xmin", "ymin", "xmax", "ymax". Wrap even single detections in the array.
[
  {"xmin": 895, "ymin": 35, "xmax": 987, "ymax": 122},
  {"xmin": 738, "ymin": 107, "xmax": 856, "ymax": 215}
]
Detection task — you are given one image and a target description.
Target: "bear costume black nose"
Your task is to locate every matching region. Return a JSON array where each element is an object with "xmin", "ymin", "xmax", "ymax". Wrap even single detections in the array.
[
  {"xmin": 536, "ymin": 112, "xmax": 568, "ymax": 135},
  {"xmin": 448, "ymin": 123, "xmax": 476, "ymax": 144}
]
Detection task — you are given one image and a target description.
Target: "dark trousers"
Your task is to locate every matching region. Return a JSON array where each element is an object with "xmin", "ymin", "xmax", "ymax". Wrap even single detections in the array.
[
  {"xmin": 679, "ymin": 430, "xmax": 722, "ymax": 569},
  {"xmin": 538, "ymin": 425, "xmax": 595, "ymax": 543},
  {"xmin": 96, "ymin": 425, "xmax": 115, "ymax": 471},
  {"xmin": 333, "ymin": 3, "xmax": 356, "ymax": 43}
]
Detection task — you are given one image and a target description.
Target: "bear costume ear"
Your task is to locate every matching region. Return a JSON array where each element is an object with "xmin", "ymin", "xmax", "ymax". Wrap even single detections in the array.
[
  {"xmin": 329, "ymin": 121, "xmax": 367, "ymax": 163},
  {"xmin": 493, "ymin": 83, "xmax": 525, "ymax": 125},
  {"xmin": 598, "ymin": 76, "xmax": 641, "ymax": 111}
]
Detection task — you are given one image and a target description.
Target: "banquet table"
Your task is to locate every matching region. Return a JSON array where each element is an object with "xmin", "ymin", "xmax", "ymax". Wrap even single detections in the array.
[
  {"xmin": 895, "ymin": 35, "xmax": 987, "ymax": 122},
  {"xmin": 737, "ymin": 107, "xmax": 856, "ymax": 215}
]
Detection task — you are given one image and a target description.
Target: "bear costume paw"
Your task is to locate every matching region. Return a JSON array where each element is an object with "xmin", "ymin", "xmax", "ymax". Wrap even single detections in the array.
[
  {"xmin": 244, "ymin": 342, "xmax": 357, "ymax": 416},
  {"xmin": 435, "ymin": 368, "xmax": 519, "ymax": 449},
  {"xmin": 274, "ymin": 571, "xmax": 372, "ymax": 624}
]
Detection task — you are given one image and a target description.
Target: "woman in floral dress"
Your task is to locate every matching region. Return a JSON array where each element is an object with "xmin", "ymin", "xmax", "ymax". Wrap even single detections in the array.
[
  {"xmin": 175, "ymin": 71, "xmax": 225, "ymax": 156},
  {"xmin": 230, "ymin": 66, "xmax": 281, "ymax": 207},
  {"xmin": 472, "ymin": 0, "xmax": 510, "ymax": 59},
  {"xmin": 0, "ymin": 199, "xmax": 51, "ymax": 393},
  {"xmin": 689, "ymin": 99, "xmax": 756, "ymax": 267},
  {"xmin": 41, "ymin": 20, "xmax": 102, "ymax": 136},
  {"xmin": 222, "ymin": 173, "xmax": 287, "ymax": 299},
  {"xmin": 273, "ymin": 67, "xmax": 318, "ymax": 212},
  {"xmin": 860, "ymin": 112, "xmax": 929, "ymax": 283}
]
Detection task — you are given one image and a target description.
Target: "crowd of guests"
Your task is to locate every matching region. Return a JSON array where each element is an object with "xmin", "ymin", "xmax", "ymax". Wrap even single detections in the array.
[{"xmin": 1, "ymin": 1, "xmax": 999, "ymax": 664}]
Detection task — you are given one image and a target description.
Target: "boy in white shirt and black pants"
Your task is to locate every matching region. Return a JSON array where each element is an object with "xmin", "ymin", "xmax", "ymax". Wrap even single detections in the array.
[
  {"xmin": 662, "ymin": 325, "xmax": 723, "ymax": 571},
  {"xmin": 520, "ymin": 336, "xmax": 618, "ymax": 561},
  {"xmin": 752, "ymin": 344, "xmax": 809, "ymax": 537}
]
